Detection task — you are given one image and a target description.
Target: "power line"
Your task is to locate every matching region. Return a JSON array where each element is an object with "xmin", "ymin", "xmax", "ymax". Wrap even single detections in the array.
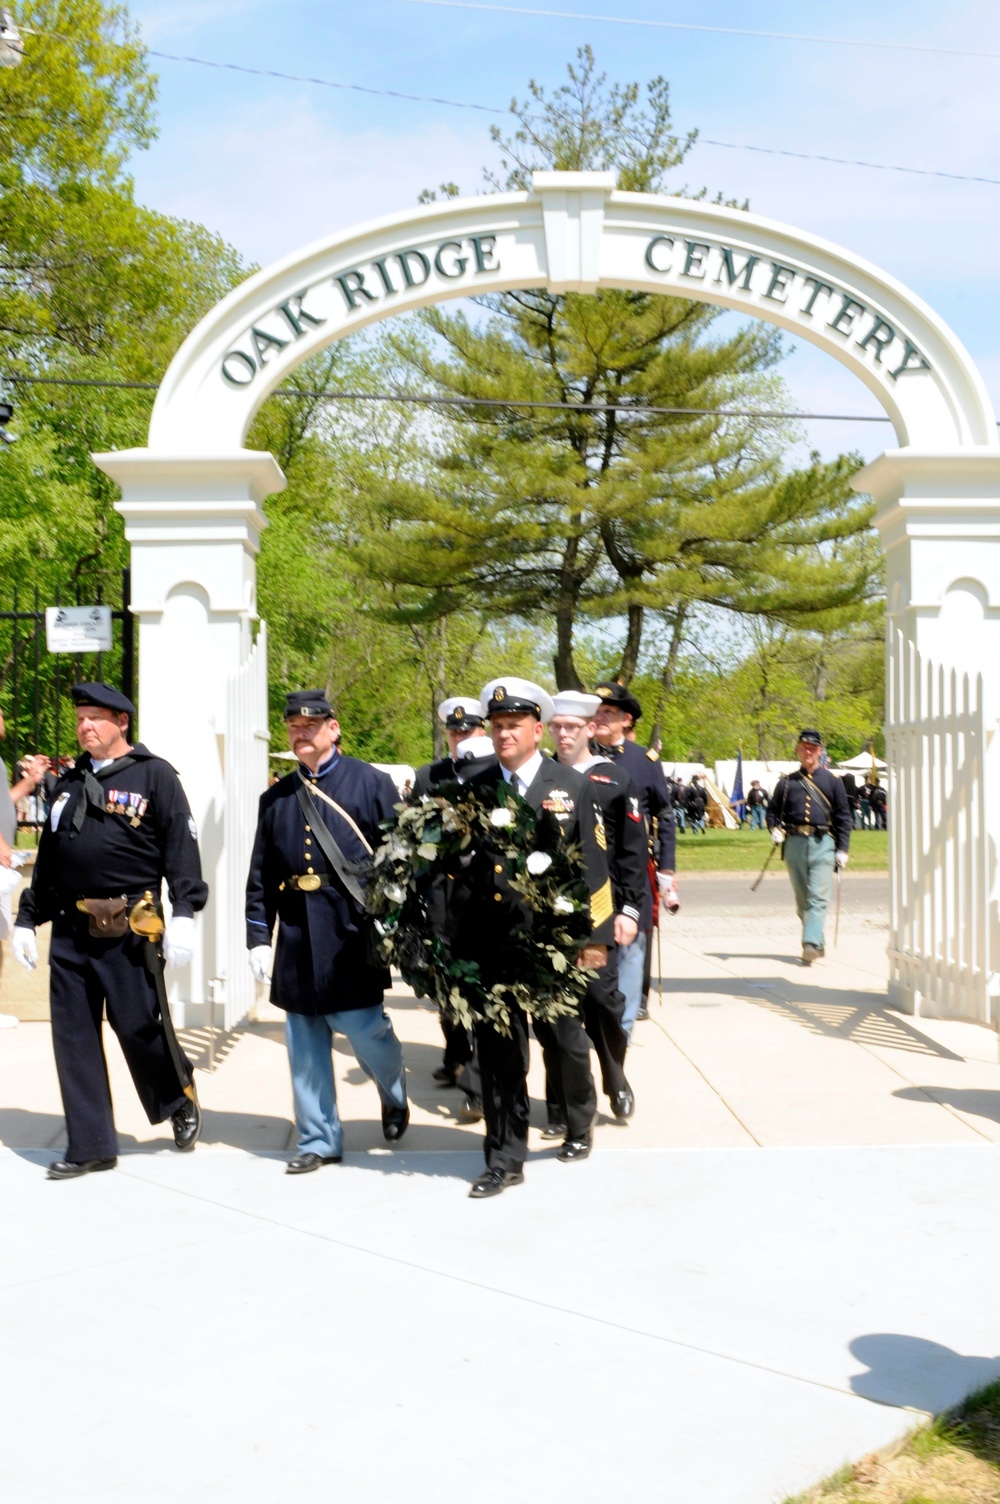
[
  {"xmin": 133, "ymin": 49, "xmax": 1000, "ymax": 189},
  {"xmin": 0, "ymin": 372, "xmax": 897, "ymax": 422},
  {"xmin": 145, "ymin": 48, "xmax": 504, "ymax": 113},
  {"xmin": 699, "ymin": 138, "xmax": 1000, "ymax": 188},
  {"xmin": 390, "ymin": 0, "xmax": 1000, "ymax": 62}
]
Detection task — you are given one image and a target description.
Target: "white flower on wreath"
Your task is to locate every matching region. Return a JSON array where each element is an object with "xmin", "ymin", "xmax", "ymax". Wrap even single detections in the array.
[
  {"xmin": 384, "ymin": 883, "xmax": 407, "ymax": 904},
  {"xmin": 553, "ymin": 895, "xmax": 575, "ymax": 914},
  {"xmin": 490, "ymin": 807, "xmax": 513, "ymax": 828},
  {"xmin": 525, "ymin": 851, "xmax": 552, "ymax": 876}
]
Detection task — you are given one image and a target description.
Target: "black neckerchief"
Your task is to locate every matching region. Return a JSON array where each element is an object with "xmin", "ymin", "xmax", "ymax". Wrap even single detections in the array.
[
  {"xmin": 601, "ymin": 741, "xmax": 625, "ymax": 759},
  {"xmin": 66, "ymin": 750, "xmax": 141, "ymax": 835}
]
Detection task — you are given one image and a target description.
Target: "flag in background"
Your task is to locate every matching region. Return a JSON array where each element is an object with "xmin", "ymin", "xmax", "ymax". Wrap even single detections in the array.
[{"xmin": 731, "ymin": 745, "xmax": 746, "ymax": 824}]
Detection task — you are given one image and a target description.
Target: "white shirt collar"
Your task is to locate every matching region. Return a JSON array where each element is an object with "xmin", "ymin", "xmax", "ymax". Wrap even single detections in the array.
[
  {"xmin": 501, "ymin": 749, "xmax": 543, "ymax": 792},
  {"xmin": 90, "ymin": 757, "xmax": 115, "ymax": 772}
]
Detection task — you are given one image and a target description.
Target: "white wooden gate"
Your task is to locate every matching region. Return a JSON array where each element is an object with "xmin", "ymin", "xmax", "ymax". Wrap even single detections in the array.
[
  {"xmin": 886, "ymin": 628, "xmax": 994, "ymax": 1023},
  {"xmin": 221, "ymin": 622, "xmax": 270, "ymax": 1029}
]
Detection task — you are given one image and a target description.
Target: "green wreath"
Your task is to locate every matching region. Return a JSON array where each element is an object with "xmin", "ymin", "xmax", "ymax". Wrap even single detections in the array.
[{"xmin": 366, "ymin": 779, "xmax": 593, "ymax": 1036}]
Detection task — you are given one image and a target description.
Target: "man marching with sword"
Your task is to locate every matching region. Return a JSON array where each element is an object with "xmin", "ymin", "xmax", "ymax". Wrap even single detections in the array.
[
  {"xmin": 766, "ymin": 730, "xmax": 852, "ymax": 966},
  {"xmin": 12, "ymin": 683, "xmax": 207, "ymax": 1178}
]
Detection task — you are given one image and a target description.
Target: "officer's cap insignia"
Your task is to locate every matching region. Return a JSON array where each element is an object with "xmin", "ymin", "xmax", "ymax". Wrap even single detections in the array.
[
  {"xmin": 493, "ymin": 686, "xmax": 505, "ymax": 702},
  {"xmin": 596, "ymin": 685, "xmax": 613, "ymax": 698},
  {"xmin": 454, "ymin": 705, "xmax": 464, "ymax": 719}
]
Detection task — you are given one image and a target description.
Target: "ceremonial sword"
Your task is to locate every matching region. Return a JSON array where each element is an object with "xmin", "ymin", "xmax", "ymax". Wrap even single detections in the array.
[
  {"xmin": 750, "ymin": 839, "xmax": 780, "ymax": 893},
  {"xmin": 129, "ymin": 892, "xmax": 197, "ymax": 1103}
]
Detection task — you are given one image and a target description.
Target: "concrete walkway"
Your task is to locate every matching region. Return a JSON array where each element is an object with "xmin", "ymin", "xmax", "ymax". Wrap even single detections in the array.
[{"xmin": 3, "ymin": 870, "xmax": 1000, "ymax": 1504}]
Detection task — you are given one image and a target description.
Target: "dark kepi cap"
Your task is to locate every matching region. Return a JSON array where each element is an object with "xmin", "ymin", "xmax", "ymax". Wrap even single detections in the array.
[
  {"xmin": 284, "ymin": 689, "xmax": 334, "ymax": 720},
  {"xmin": 70, "ymin": 682, "xmax": 135, "ymax": 716},
  {"xmin": 594, "ymin": 680, "xmax": 642, "ymax": 722},
  {"xmin": 797, "ymin": 728, "xmax": 823, "ymax": 746}
]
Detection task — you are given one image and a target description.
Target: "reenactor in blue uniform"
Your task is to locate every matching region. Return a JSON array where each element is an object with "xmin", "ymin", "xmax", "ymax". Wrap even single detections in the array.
[
  {"xmin": 549, "ymin": 691, "xmax": 647, "ymax": 1123},
  {"xmin": 412, "ymin": 696, "xmax": 492, "ymax": 796},
  {"xmin": 246, "ymin": 690, "xmax": 409, "ymax": 1172},
  {"xmin": 767, "ymin": 730, "xmax": 852, "ymax": 965},
  {"xmin": 443, "ymin": 677, "xmax": 615, "ymax": 1197},
  {"xmin": 12, "ymin": 683, "xmax": 207, "ymax": 1178},
  {"xmin": 591, "ymin": 681, "xmax": 678, "ymax": 1033}
]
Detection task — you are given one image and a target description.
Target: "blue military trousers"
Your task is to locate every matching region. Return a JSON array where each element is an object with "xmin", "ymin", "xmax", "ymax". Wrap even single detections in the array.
[
  {"xmin": 618, "ymin": 929, "xmax": 647, "ymax": 1039},
  {"xmin": 284, "ymin": 1005, "xmax": 406, "ymax": 1157},
  {"xmin": 784, "ymin": 832, "xmax": 835, "ymax": 948}
]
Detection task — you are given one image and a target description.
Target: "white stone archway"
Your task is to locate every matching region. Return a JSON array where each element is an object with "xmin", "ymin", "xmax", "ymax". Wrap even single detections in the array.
[{"xmin": 94, "ymin": 172, "xmax": 1000, "ymax": 1027}]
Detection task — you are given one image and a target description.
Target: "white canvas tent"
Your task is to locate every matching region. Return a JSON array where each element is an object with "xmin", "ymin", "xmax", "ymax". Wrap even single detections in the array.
[{"xmin": 835, "ymin": 750, "xmax": 887, "ymax": 773}]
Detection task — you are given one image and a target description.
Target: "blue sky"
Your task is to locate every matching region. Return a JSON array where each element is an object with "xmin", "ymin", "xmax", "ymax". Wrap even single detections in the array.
[{"xmin": 124, "ymin": 0, "xmax": 1000, "ymax": 464}]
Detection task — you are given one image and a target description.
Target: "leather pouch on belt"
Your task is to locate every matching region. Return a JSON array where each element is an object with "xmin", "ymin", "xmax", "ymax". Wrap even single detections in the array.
[{"xmin": 76, "ymin": 897, "xmax": 128, "ymax": 939}]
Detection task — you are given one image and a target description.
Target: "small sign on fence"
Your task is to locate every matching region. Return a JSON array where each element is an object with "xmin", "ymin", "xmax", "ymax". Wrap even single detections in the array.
[{"xmin": 45, "ymin": 605, "xmax": 113, "ymax": 653}]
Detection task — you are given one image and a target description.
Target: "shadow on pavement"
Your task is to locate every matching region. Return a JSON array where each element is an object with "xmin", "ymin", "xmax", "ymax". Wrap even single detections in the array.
[
  {"xmin": 663, "ymin": 977, "xmax": 963, "ymax": 1059},
  {"xmin": 849, "ymin": 1333, "xmax": 1000, "ymax": 1413},
  {"xmin": 894, "ymin": 1085, "xmax": 1000, "ymax": 1124}
]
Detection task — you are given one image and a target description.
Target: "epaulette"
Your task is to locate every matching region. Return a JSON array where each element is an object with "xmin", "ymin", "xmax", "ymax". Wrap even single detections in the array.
[{"xmin": 646, "ymin": 747, "xmax": 660, "ymax": 761}]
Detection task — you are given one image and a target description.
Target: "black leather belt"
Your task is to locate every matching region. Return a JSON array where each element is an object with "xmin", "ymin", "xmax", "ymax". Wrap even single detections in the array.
[
  {"xmin": 282, "ymin": 873, "xmax": 331, "ymax": 892},
  {"xmin": 788, "ymin": 825, "xmax": 828, "ymax": 838}
]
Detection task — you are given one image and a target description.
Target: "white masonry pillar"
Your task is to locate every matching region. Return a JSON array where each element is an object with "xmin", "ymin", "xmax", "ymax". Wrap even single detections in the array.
[
  {"xmin": 92, "ymin": 449, "xmax": 286, "ymax": 1024},
  {"xmin": 856, "ymin": 448, "xmax": 1000, "ymax": 1020}
]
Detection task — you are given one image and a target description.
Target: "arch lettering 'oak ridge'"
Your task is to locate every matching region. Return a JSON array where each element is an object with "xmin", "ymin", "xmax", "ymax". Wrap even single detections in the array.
[{"xmin": 150, "ymin": 172, "xmax": 995, "ymax": 452}]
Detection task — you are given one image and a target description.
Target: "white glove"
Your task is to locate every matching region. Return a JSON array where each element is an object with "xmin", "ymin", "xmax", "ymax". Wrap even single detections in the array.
[
  {"xmin": 12, "ymin": 927, "xmax": 37, "ymax": 970},
  {"xmin": 657, "ymin": 873, "xmax": 680, "ymax": 913},
  {"xmin": 249, "ymin": 945, "xmax": 272, "ymax": 985},
  {"xmin": 771, "ymin": 827, "xmax": 785, "ymax": 845},
  {"xmin": 835, "ymin": 850, "xmax": 849, "ymax": 870},
  {"xmin": 163, "ymin": 915, "xmax": 196, "ymax": 969}
]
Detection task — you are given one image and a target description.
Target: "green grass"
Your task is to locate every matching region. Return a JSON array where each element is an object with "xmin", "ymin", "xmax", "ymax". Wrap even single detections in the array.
[
  {"xmin": 780, "ymin": 1380, "xmax": 1000, "ymax": 1502},
  {"xmin": 677, "ymin": 826, "xmax": 887, "ymax": 872}
]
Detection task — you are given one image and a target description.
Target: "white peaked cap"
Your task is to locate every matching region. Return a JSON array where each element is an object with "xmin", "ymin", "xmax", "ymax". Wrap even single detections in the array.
[
  {"xmin": 455, "ymin": 734, "xmax": 495, "ymax": 761},
  {"xmin": 550, "ymin": 691, "xmax": 602, "ymax": 720},
  {"xmin": 479, "ymin": 676, "xmax": 556, "ymax": 724},
  {"xmin": 437, "ymin": 696, "xmax": 485, "ymax": 724}
]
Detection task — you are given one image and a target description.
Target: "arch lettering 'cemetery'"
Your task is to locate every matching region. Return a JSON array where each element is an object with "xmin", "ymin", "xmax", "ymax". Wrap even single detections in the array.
[{"xmin": 640, "ymin": 233, "xmax": 931, "ymax": 383}]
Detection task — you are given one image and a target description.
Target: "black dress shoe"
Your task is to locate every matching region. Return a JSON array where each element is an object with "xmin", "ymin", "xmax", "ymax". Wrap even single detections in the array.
[
  {"xmin": 610, "ymin": 1083, "xmax": 635, "ymax": 1119},
  {"xmin": 286, "ymin": 1152, "xmax": 343, "ymax": 1174},
  {"xmin": 171, "ymin": 1096, "xmax": 202, "ymax": 1152},
  {"xmin": 47, "ymin": 1157, "xmax": 117, "ymax": 1180},
  {"xmin": 539, "ymin": 1120, "xmax": 567, "ymax": 1140},
  {"xmin": 382, "ymin": 1102, "xmax": 410, "ymax": 1142},
  {"xmin": 557, "ymin": 1132, "xmax": 593, "ymax": 1162},
  {"xmin": 468, "ymin": 1167, "xmax": 524, "ymax": 1199},
  {"xmin": 432, "ymin": 1064, "xmax": 460, "ymax": 1085}
]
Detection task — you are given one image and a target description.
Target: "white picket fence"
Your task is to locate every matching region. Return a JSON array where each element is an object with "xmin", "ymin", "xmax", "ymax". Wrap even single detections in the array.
[
  {"xmin": 221, "ymin": 622, "xmax": 270, "ymax": 1029},
  {"xmin": 886, "ymin": 628, "xmax": 994, "ymax": 1023}
]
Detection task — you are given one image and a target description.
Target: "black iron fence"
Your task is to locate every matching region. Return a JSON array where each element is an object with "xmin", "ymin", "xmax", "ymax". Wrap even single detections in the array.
[{"xmin": 0, "ymin": 569, "xmax": 134, "ymax": 781}]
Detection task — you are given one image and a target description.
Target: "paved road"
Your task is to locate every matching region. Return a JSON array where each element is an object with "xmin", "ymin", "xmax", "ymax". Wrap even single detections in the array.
[{"xmin": 682, "ymin": 870, "xmax": 887, "ymax": 918}]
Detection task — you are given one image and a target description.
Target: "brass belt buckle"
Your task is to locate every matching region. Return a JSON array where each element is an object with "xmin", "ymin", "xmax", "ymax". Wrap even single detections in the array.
[{"xmin": 297, "ymin": 873, "xmax": 322, "ymax": 892}]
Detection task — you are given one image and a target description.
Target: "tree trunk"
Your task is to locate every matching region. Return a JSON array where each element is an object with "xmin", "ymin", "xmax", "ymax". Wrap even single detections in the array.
[
  {"xmin": 554, "ymin": 598, "xmax": 583, "ymax": 689},
  {"xmin": 431, "ymin": 618, "xmax": 448, "ymax": 758},
  {"xmin": 616, "ymin": 603, "xmax": 644, "ymax": 684},
  {"xmin": 646, "ymin": 605, "xmax": 688, "ymax": 747}
]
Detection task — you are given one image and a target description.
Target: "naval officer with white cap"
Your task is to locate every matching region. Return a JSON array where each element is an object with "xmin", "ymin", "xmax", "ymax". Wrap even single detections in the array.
[
  {"xmin": 412, "ymin": 697, "xmax": 493, "ymax": 797},
  {"xmin": 444, "ymin": 677, "xmax": 615, "ymax": 1197}
]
